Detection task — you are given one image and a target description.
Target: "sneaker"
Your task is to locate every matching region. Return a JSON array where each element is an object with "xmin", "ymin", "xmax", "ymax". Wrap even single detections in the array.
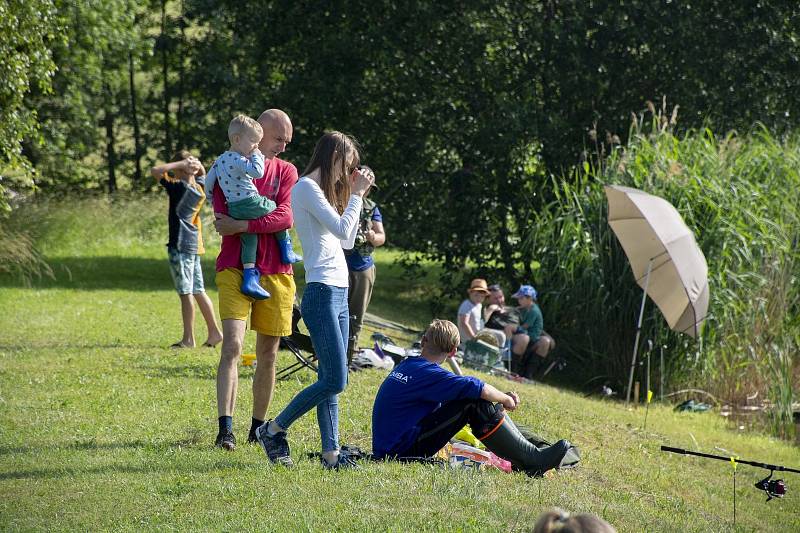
[
  {"xmin": 215, "ymin": 431, "xmax": 236, "ymax": 451},
  {"xmin": 255, "ymin": 421, "xmax": 293, "ymax": 466},
  {"xmin": 321, "ymin": 450, "xmax": 360, "ymax": 471},
  {"xmin": 247, "ymin": 428, "xmax": 258, "ymax": 444}
]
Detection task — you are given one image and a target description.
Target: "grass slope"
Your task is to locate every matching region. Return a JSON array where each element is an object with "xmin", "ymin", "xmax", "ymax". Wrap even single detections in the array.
[{"xmin": 0, "ymin": 196, "xmax": 798, "ymax": 531}]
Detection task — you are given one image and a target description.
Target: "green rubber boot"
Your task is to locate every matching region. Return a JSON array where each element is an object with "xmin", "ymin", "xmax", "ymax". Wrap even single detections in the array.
[{"xmin": 479, "ymin": 413, "xmax": 571, "ymax": 476}]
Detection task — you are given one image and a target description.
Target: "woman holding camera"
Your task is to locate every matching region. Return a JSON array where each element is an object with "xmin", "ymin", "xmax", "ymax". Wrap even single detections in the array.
[{"xmin": 256, "ymin": 131, "xmax": 374, "ymax": 470}]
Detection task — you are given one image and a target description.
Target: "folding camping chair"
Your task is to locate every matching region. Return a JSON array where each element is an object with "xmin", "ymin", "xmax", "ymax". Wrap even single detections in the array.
[{"xmin": 276, "ymin": 306, "xmax": 318, "ymax": 381}]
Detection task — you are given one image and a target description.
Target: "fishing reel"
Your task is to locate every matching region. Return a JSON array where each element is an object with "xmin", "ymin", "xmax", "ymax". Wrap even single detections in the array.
[
  {"xmin": 755, "ymin": 471, "xmax": 786, "ymax": 502},
  {"xmin": 661, "ymin": 445, "xmax": 798, "ymax": 505}
]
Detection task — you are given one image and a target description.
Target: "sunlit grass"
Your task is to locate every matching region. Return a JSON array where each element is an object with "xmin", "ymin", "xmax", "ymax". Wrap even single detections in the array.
[{"xmin": 0, "ymin": 194, "xmax": 798, "ymax": 531}]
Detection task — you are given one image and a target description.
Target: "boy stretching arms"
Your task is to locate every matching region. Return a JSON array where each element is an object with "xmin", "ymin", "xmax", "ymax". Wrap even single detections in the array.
[
  {"xmin": 206, "ymin": 114, "xmax": 301, "ymax": 300},
  {"xmin": 371, "ymin": 319, "xmax": 570, "ymax": 475},
  {"xmin": 152, "ymin": 151, "xmax": 223, "ymax": 349}
]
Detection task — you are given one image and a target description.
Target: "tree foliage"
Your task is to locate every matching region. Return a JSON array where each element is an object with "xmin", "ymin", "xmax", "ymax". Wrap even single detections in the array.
[
  {"xmin": 3, "ymin": 0, "xmax": 800, "ymax": 402},
  {"xmin": 7, "ymin": 3, "xmax": 799, "ymax": 189},
  {"xmin": 22, "ymin": 0, "xmax": 150, "ymax": 192},
  {"xmin": 0, "ymin": 0, "xmax": 58, "ymax": 211}
]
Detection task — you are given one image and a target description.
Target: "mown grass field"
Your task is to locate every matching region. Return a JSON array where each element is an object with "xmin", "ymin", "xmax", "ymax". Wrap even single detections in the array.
[{"xmin": 0, "ymin": 196, "xmax": 798, "ymax": 531}]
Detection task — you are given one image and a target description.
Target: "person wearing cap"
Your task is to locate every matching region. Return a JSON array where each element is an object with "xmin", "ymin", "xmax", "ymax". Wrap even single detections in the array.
[
  {"xmin": 456, "ymin": 278, "xmax": 506, "ymax": 349},
  {"xmin": 511, "ymin": 284, "xmax": 556, "ymax": 377}
]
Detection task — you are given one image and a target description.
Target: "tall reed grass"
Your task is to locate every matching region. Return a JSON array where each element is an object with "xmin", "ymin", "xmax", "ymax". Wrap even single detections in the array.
[
  {"xmin": 0, "ymin": 224, "xmax": 53, "ymax": 285},
  {"xmin": 523, "ymin": 107, "xmax": 799, "ymax": 438}
]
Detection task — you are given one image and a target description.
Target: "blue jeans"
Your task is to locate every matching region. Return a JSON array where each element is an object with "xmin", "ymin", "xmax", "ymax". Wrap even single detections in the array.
[{"xmin": 275, "ymin": 283, "xmax": 349, "ymax": 452}]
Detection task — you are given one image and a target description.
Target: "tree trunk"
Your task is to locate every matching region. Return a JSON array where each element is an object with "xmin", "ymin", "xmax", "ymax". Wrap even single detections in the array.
[
  {"xmin": 129, "ymin": 51, "xmax": 142, "ymax": 185},
  {"xmin": 104, "ymin": 82, "xmax": 117, "ymax": 194},
  {"xmin": 176, "ymin": 0, "xmax": 185, "ymax": 148},
  {"xmin": 161, "ymin": 0, "xmax": 172, "ymax": 158},
  {"xmin": 497, "ymin": 203, "xmax": 517, "ymax": 282}
]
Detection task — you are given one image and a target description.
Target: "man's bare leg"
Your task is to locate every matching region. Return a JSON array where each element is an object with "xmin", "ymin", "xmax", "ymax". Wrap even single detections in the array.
[
  {"xmin": 534, "ymin": 335, "xmax": 555, "ymax": 357},
  {"xmin": 253, "ymin": 334, "xmax": 279, "ymax": 420},
  {"xmin": 511, "ymin": 333, "xmax": 530, "ymax": 357},
  {"xmin": 216, "ymin": 319, "xmax": 246, "ymax": 450},
  {"xmin": 247, "ymin": 333, "xmax": 279, "ymax": 442},
  {"xmin": 217, "ymin": 319, "xmax": 246, "ymax": 416},
  {"xmin": 193, "ymin": 292, "xmax": 223, "ymax": 347}
]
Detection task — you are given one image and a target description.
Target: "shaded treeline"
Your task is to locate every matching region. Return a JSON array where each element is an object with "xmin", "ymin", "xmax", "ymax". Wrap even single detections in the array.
[{"xmin": 4, "ymin": 3, "xmax": 800, "ymax": 228}]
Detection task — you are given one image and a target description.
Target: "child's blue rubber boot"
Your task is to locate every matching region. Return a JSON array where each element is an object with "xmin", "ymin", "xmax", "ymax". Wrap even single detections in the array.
[
  {"xmin": 241, "ymin": 267, "xmax": 270, "ymax": 300},
  {"xmin": 278, "ymin": 236, "xmax": 303, "ymax": 264}
]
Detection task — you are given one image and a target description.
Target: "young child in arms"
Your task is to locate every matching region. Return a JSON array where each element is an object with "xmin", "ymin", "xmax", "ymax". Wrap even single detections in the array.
[{"xmin": 206, "ymin": 114, "xmax": 301, "ymax": 300}]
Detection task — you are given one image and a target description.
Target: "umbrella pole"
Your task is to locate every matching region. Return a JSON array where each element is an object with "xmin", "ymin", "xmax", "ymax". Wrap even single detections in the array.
[{"xmin": 626, "ymin": 258, "xmax": 653, "ymax": 405}]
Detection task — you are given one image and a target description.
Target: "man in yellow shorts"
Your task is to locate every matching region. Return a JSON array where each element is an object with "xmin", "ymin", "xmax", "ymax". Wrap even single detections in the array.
[{"xmin": 211, "ymin": 109, "xmax": 298, "ymax": 450}]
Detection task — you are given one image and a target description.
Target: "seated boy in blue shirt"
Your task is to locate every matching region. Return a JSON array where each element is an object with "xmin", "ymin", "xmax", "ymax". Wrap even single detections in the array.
[{"xmin": 371, "ymin": 319, "xmax": 571, "ymax": 475}]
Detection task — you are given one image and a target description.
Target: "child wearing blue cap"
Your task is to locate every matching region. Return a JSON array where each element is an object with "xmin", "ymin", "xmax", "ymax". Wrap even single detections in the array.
[{"xmin": 511, "ymin": 284, "xmax": 555, "ymax": 377}]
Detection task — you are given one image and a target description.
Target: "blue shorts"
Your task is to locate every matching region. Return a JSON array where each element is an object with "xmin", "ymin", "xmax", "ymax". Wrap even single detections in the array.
[{"xmin": 167, "ymin": 247, "xmax": 205, "ymax": 295}]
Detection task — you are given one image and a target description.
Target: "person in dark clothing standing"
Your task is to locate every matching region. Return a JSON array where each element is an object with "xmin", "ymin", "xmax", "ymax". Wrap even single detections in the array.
[{"xmin": 344, "ymin": 191, "xmax": 385, "ymax": 362}]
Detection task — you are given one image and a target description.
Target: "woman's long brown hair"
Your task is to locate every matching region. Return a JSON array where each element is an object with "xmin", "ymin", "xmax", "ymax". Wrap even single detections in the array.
[{"xmin": 302, "ymin": 131, "xmax": 360, "ymax": 214}]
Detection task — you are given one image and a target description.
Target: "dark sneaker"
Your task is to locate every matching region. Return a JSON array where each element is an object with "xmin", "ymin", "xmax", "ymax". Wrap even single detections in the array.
[
  {"xmin": 215, "ymin": 431, "xmax": 236, "ymax": 451},
  {"xmin": 321, "ymin": 451, "xmax": 360, "ymax": 471},
  {"xmin": 256, "ymin": 421, "xmax": 293, "ymax": 466},
  {"xmin": 247, "ymin": 428, "xmax": 258, "ymax": 444}
]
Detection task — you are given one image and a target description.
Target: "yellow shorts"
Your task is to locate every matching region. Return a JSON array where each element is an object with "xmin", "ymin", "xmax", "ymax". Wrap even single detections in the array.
[{"xmin": 216, "ymin": 269, "xmax": 296, "ymax": 337}]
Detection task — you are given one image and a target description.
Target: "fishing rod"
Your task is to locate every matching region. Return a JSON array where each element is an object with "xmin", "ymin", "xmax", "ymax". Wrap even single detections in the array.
[{"xmin": 661, "ymin": 445, "xmax": 799, "ymax": 501}]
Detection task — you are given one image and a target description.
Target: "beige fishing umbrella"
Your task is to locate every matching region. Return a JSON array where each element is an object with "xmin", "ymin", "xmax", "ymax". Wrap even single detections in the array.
[{"xmin": 604, "ymin": 185, "xmax": 710, "ymax": 404}]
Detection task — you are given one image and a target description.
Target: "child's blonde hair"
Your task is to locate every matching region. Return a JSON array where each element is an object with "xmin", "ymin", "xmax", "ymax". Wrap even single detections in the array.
[
  {"xmin": 228, "ymin": 114, "xmax": 262, "ymax": 143},
  {"xmin": 424, "ymin": 319, "xmax": 460, "ymax": 354}
]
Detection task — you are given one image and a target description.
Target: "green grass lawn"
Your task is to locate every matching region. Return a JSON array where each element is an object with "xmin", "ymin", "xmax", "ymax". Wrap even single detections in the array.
[{"xmin": 1, "ymin": 196, "xmax": 798, "ymax": 531}]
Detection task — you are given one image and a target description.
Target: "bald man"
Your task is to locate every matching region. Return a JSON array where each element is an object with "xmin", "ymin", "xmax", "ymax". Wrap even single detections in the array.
[{"xmin": 212, "ymin": 109, "xmax": 298, "ymax": 451}]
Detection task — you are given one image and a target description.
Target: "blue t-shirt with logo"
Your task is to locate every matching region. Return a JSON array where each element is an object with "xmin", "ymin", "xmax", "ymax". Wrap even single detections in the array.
[
  {"xmin": 344, "ymin": 205, "xmax": 382, "ymax": 272},
  {"xmin": 371, "ymin": 356, "xmax": 484, "ymax": 458}
]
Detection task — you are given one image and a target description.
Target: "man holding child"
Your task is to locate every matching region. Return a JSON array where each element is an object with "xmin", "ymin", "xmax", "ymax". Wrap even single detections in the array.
[{"xmin": 212, "ymin": 109, "xmax": 298, "ymax": 450}]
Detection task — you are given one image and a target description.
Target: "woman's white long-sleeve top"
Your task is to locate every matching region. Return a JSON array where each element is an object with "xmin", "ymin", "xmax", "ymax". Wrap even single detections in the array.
[{"xmin": 291, "ymin": 176, "xmax": 362, "ymax": 287}]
